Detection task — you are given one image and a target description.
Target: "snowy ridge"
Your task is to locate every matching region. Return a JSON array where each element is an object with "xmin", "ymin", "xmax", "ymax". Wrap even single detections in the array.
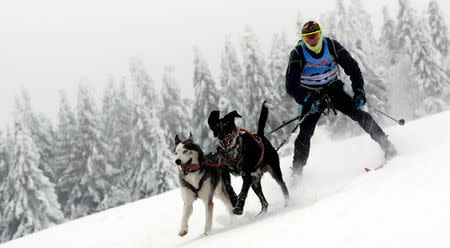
[{"xmin": 1, "ymin": 111, "xmax": 450, "ymax": 248}]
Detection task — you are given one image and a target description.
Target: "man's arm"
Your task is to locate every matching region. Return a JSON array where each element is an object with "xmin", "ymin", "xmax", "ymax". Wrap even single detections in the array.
[
  {"xmin": 285, "ymin": 49, "xmax": 308, "ymax": 104},
  {"xmin": 332, "ymin": 40, "xmax": 365, "ymax": 94}
]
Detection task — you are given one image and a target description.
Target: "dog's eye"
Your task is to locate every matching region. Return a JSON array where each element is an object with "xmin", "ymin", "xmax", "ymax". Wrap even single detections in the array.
[{"xmin": 183, "ymin": 150, "xmax": 188, "ymax": 154}]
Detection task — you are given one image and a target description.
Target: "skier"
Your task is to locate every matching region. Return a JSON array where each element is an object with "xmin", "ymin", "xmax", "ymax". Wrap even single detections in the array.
[{"xmin": 285, "ymin": 21, "xmax": 397, "ymax": 177}]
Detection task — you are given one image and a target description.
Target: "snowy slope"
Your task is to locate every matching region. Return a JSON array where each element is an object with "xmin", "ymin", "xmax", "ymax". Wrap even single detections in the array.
[{"xmin": 2, "ymin": 111, "xmax": 450, "ymax": 248}]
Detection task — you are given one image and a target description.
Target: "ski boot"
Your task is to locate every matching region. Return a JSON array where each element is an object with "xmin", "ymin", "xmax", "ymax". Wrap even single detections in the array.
[
  {"xmin": 290, "ymin": 161, "xmax": 305, "ymax": 186},
  {"xmin": 378, "ymin": 135, "xmax": 398, "ymax": 160}
]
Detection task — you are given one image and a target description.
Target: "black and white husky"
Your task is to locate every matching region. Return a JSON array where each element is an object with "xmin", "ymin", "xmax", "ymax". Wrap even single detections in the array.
[{"xmin": 174, "ymin": 133, "xmax": 235, "ymax": 237}]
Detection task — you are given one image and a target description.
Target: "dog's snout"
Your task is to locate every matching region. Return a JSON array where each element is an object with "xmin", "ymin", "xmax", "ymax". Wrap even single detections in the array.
[{"xmin": 175, "ymin": 159, "xmax": 181, "ymax": 165}]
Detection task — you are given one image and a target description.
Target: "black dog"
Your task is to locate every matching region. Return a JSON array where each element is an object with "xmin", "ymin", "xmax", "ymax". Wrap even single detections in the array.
[{"xmin": 208, "ymin": 101, "xmax": 289, "ymax": 215}]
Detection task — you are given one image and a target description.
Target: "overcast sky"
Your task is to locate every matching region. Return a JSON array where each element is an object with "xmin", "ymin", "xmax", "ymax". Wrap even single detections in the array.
[{"xmin": 0, "ymin": 0, "xmax": 447, "ymax": 127}]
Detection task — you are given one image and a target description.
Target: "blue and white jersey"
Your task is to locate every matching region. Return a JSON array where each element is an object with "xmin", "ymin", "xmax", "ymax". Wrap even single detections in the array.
[{"xmin": 300, "ymin": 38, "xmax": 338, "ymax": 86}]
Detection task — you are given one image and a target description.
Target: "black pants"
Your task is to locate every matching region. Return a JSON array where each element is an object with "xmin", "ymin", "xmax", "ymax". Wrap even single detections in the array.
[{"xmin": 293, "ymin": 82, "xmax": 386, "ymax": 167}]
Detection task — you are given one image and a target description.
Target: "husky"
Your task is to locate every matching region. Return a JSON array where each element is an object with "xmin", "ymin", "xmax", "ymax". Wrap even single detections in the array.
[
  {"xmin": 208, "ymin": 101, "xmax": 290, "ymax": 216},
  {"xmin": 174, "ymin": 133, "xmax": 235, "ymax": 237}
]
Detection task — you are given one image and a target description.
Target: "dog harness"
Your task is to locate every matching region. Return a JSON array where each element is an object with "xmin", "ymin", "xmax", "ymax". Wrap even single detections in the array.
[
  {"xmin": 181, "ymin": 161, "xmax": 219, "ymax": 197},
  {"xmin": 221, "ymin": 140, "xmax": 243, "ymax": 169},
  {"xmin": 181, "ymin": 163, "xmax": 201, "ymax": 175},
  {"xmin": 221, "ymin": 129, "xmax": 265, "ymax": 170},
  {"xmin": 181, "ymin": 161, "xmax": 219, "ymax": 175},
  {"xmin": 182, "ymin": 175, "xmax": 206, "ymax": 198},
  {"xmin": 220, "ymin": 130, "xmax": 236, "ymax": 149}
]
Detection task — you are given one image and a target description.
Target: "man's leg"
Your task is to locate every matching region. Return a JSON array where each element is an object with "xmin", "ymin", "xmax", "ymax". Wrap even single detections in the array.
[
  {"xmin": 292, "ymin": 109, "xmax": 322, "ymax": 176},
  {"xmin": 330, "ymin": 87, "xmax": 397, "ymax": 159}
]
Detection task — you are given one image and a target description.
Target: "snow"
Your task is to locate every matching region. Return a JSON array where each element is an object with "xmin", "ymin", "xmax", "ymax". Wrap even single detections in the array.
[{"xmin": 2, "ymin": 110, "xmax": 450, "ymax": 248}]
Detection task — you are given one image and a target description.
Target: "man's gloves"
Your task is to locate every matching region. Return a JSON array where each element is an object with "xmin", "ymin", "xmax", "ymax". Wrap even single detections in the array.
[
  {"xmin": 353, "ymin": 88, "xmax": 366, "ymax": 110},
  {"xmin": 302, "ymin": 94, "xmax": 321, "ymax": 114}
]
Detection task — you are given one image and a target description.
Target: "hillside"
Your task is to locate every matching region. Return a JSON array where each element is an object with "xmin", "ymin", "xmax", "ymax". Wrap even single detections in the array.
[{"xmin": 2, "ymin": 111, "xmax": 450, "ymax": 248}]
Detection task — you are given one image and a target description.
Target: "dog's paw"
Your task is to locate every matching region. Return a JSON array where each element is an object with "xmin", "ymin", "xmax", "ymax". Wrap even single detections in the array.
[
  {"xmin": 232, "ymin": 206, "xmax": 243, "ymax": 215},
  {"xmin": 178, "ymin": 229, "xmax": 188, "ymax": 237},
  {"xmin": 204, "ymin": 225, "xmax": 211, "ymax": 236}
]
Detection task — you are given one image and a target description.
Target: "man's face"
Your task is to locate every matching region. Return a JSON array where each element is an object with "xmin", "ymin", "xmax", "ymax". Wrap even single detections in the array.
[{"xmin": 303, "ymin": 31, "xmax": 321, "ymax": 47}]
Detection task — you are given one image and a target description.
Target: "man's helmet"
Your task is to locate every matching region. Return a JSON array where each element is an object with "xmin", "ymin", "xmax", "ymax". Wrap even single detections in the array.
[
  {"xmin": 302, "ymin": 21, "xmax": 321, "ymax": 42},
  {"xmin": 302, "ymin": 21, "xmax": 321, "ymax": 34}
]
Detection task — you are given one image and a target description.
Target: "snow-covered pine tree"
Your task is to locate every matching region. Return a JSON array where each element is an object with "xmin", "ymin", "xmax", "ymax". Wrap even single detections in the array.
[
  {"xmin": 0, "ymin": 98, "xmax": 64, "ymax": 243},
  {"xmin": 192, "ymin": 47, "xmax": 219, "ymax": 151},
  {"xmin": 113, "ymin": 79, "xmax": 133, "ymax": 164},
  {"xmin": 63, "ymin": 85, "xmax": 119, "ymax": 219},
  {"xmin": 428, "ymin": 0, "xmax": 450, "ymax": 96},
  {"xmin": 54, "ymin": 90, "xmax": 81, "ymax": 216},
  {"xmin": 122, "ymin": 59, "xmax": 177, "ymax": 201},
  {"xmin": 396, "ymin": 0, "xmax": 450, "ymax": 116},
  {"xmin": 159, "ymin": 65, "xmax": 192, "ymax": 149},
  {"xmin": 104, "ymin": 79, "xmax": 134, "ymax": 206},
  {"xmin": 380, "ymin": 5, "xmax": 397, "ymax": 64},
  {"xmin": 114, "ymin": 79, "xmax": 133, "ymax": 168},
  {"xmin": 267, "ymin": 31, "xmax": 297, "ymax": 148},
  {"xmin": 0, "ymin": 126, "xmax": 14, "ymax": 236},
  {"xmin": 397, "ymin": 0, "xmax": 416, "ymax": 51},
  {"xmin": 382, "ymin": 0, "xmax": 421, "ymax": 119},
  {"xmin": 0, "ymin": 130, "xmax": 10, "ymax": 218},
  {"xmin": 151, "ymin": 128, "xmax": 178, "ymax": 194},
  {"xmin": 427, "ymin": 0, "xmax": 449, "ymax": 57},
  {"xmin": 410, "ymin": 29, "xmax": 450, "ymax": 115},
  {"xmin": 18, "ymin": 88, "xmax": 57, "ymax": 183},
  {"xmin": 101, "ymin": 78, "xmax": 118, "ymax": 140},
  {"xmin": 99, "ymin": 78, "xmax": 133, "ymax": 207},
  {"xmin": 0, "ymin": 131, "xmax": 10, "ymax": 182},
  {"xmin": 218, "ymin": 36, "xmax": 247, "ymax": 128},
  {"xmin": 241, "ymin": 25, "xmax": 276, "ymax": 136},
  {"xmin": 122, "ymin": 92, "xmax": 155, "ymax": 201}
]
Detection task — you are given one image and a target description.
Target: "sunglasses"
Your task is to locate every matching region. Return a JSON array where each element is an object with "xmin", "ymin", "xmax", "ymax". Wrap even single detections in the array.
[{"xmin": 302, "ymin": 30, "xmax": 321, "ymax": 41}]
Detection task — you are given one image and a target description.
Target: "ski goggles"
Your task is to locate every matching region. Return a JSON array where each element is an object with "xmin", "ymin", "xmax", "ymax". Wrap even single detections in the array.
[{"xmin": 302, "ymin": 30, "xmax": 321, "ymax": 41}]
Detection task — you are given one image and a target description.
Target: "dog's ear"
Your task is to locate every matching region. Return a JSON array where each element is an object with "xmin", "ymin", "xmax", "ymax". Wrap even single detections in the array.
[
  {"xmin": 188, "ymin": 132, "xmax": 194, "ymax": 142},
  {"xmin": 175, "ymin": 135, "xmax": 182, "ymax": 145},
  {"xmin": 208, "ymin": 110, "xmax": 220, "ymax": 128},
  {"xmin": 224, "ymin": 110, "xmax": 241, "ymax": 120}
]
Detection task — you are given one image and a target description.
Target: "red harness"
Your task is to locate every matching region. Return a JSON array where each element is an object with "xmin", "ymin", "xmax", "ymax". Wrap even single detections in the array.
[
  {"xmin": 181, "ymin": 163, "xmax": 201, "ymax": 174},
  {"xmin": 181, "ymin": 161, "xmax": 219, "ymax": 174},
  {"xmin": 220, "ymin": 130, "xmax": 236, "ymax": 149},
  {"xmin": 221, "ymin": 129, "xmax": 265, "ymax": 169}
]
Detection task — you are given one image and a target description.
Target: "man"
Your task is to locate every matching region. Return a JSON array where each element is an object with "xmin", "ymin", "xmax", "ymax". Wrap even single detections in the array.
[{"xmin": 285, "ymin": 21, "xmax": 397, "ymax": 176}]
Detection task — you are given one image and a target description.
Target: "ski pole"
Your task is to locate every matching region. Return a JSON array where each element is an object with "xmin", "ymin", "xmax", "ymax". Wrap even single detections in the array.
[
  {"xmin": 366, "ymin": 104, "xmax": 405, "ymax": 126},
  {"xmin": 267, "ymin": 115, "xmax": 302, "ymax": 135},
  {"xmin": 276, "ymin": 123, "xmax": 300, "ymax": 151},
  {"xmin": 268, "ymin": 99, "xmax": 324, "ymax": 135},
  {"xmin": 275, "ymin": 102, "xmax": 321, "ymax": 151}
]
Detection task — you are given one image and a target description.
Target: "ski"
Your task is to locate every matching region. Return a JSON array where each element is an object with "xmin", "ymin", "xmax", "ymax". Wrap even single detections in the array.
[{"xmin": 364, "ymin": 160, "xmax": 389, "ymax": 172}]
